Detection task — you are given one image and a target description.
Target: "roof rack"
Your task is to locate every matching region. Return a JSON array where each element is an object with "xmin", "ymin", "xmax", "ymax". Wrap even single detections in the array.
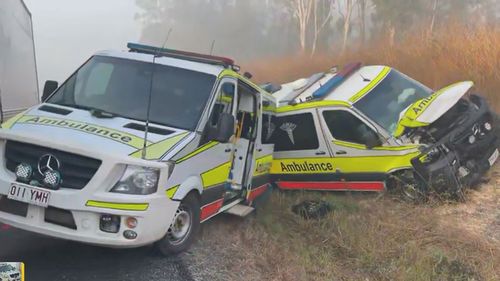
[{"xmin": 127, "ymin": 42, "xmax": 237, "ymax": 69}]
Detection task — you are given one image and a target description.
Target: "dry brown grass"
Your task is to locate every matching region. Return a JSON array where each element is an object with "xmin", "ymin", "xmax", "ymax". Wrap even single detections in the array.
[
  {"xmin": 188, "ymin": 24, "xmax": 500, "ymax": 281},
  {"xmin": 194, "ymin": 182, "xmax": 499, "ymax": 281},
  {"xmin": 244, "ymin": 23, "xmax": 500, "ymax": 111}
]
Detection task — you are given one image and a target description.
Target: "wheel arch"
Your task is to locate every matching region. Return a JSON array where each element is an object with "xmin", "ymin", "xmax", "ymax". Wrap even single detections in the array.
[{"xmin": 171, "ymin": 175, "xmax": 203, "ymax": 201}]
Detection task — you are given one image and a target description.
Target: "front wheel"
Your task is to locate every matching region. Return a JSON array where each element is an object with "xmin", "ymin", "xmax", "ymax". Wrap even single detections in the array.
[
  {"xmin": 387, "ymin": 170, "xmax": 426, "ymax": 202},
  {"xmin": 155, "ymin": 193, "xmax": 200, "ymax": 255}
]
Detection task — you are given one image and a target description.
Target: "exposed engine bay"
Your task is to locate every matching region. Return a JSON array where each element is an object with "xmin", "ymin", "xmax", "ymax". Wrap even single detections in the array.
[{"xmin": 405, "ymin": 94, "xmax": 498, "ymax": 195}]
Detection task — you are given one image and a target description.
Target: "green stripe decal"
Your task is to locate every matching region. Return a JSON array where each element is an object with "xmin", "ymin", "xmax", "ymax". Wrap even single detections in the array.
[
  {"xmin": 12, "ymin": 115, "xmax": 152, "ymax": 149},
  {"xmin": 176, "ymin": 141, "xmax": 218, "ymax": 163},
  {"xmin": 166, "ymin": 185, "xmax": 180, "ymax": 199},
  {"xmin": 85, "ymin": 200, "xmax": 149, "ymax": 211},
  {"xmin": 1, "ymin": 111, "xmax": 28, "ymax": 129},
  {"xmin": 130, "ymin": 132, "xmax": 189, "ymax": 160},
  {"xmin": 349, "ymin": 67, "xmax": 391, "ymax": 103}
]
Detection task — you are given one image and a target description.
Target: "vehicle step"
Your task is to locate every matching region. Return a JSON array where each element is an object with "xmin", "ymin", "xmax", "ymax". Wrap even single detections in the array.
[{"xmin": 224, "ymin": 204, "xmax": 254, "ymax": 217}]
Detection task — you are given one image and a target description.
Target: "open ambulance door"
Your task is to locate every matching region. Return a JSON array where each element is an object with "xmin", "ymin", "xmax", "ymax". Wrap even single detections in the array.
[{"xmin": 246, "ymin": 94, "xmax": 275, "ymax": 204}]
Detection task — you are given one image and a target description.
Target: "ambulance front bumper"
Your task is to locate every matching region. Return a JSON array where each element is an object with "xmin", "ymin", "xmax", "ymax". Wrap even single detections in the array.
[
  {"xmin": 0, "ymin": 132, "xmax": 179, "ymax": 248},
  {"xmin": 0, "ymin": 194, "xmax": 179, "ymax": 248}
]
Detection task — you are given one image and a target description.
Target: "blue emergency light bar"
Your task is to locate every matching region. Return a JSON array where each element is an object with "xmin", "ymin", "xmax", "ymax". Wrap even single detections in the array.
[
  {"xmin": 127, "ymin": 42, "xmax": 236, "ymax": 68},
  {"xmin": 311, "ymin": 62, "xmax": 362, "ymax": 99}
]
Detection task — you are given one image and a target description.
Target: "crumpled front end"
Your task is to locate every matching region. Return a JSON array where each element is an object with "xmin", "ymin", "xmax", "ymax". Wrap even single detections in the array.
[{"xmin": 410, "ymin": 94, "xmax": 498, "ymax": 194}]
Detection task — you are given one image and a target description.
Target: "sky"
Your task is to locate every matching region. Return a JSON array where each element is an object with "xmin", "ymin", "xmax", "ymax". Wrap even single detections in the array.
[{"xmin": 24, "ymin": 0, "xmax": 141, "ymax": 89}]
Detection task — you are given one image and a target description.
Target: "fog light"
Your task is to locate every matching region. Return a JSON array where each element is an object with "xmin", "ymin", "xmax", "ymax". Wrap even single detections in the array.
[
  {"xmin": 123, "ymin": 230, "xmax": 137, "ymax": 240},
  {"xmin": 468, "ymin": 135, "xmax": 476, "ymax": 144},
  {"xmin": 15, "ymin": 163, "xmax": 33, "ymax": 183},
  {"xmin": 43, "ymin": 170, "xmax": 62, "ymax": 189},
  {"xmin": 484, "ymin": 122, "xmax": 492, "ymax": 131},
  {"xmin": 125, "ymin": 217, "xmax": 138, "ymax": 229},
  {"xmin": 100, "ymin": 214, "xmax": 120, "ymax": 233}
]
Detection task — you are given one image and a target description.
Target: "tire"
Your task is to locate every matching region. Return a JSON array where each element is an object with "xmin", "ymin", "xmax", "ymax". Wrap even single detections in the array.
[
  {"xmin": 387, "ymin": 170, "xmax": 426, "ymax": 203},
  {"xmin": 155, "ymin": 192, "xmax": 200, "ymax": 255}
]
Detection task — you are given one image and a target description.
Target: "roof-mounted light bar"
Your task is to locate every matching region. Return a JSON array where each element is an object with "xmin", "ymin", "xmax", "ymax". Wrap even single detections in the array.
[
  {"xmin": 127, "ymin": 42, "xmax": 236, "ymax": 69},
  {"xmin": 311, "ymin": 62, "xmax": 362, "ymax": 99}
]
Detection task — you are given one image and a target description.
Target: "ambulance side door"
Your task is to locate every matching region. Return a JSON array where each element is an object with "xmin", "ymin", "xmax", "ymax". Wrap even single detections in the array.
[
  {"xmin": 247, "ymin": 96, "xmax": 274, "ymax": 202},
  {"xmin": 270, "ymin": 109, "xmax": 334, "ymax": 189},
  {"xmin": 318, "ymin": 107, "xmax": 391, "ymax": 191},
  {"xmin": 197, "ymin": 77, "xmax": 238, "ymax": 221}
]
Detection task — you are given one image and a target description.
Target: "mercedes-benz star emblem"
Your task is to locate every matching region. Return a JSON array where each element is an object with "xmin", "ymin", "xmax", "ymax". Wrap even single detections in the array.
[{"xmin": 38, "ymin": 154, "xmax": 61, "ymax": 175}]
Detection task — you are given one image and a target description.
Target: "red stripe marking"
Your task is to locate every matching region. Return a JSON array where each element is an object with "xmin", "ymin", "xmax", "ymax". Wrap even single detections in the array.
[
  {"xmin": 247, "ymin": 184, "xmax": 268, "ymax": 202},
  {"xmin": 200, "ymin": 198, "xmax": 224, "ymax": 221},
  {"xmin": 277, "ymin": 181, "xmax": 384, "ymax": 191}
]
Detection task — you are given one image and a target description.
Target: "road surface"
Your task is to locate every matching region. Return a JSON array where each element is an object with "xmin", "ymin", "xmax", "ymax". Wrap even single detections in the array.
[{"xmin": 0, "ymin": 223, "xmax": 195, "ymax": 281}]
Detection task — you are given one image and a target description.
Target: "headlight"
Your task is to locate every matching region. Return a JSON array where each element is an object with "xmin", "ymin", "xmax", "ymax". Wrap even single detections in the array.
[{"xmin": 110, "ymin": 165, "xmax": 159, "ymax": 195}]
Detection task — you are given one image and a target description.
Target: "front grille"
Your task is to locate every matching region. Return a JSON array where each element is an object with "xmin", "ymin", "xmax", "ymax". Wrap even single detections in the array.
[
  {"xmin": 44, "ymin": 206, "xmax": 77, "ymax": 230},
  {"xmin": 5, "ymin": 141, "xmax": 102, "ymax": 190},
  {"xmin": 0, "ymin": 196, "xmax": 28, "ymax": 217}
]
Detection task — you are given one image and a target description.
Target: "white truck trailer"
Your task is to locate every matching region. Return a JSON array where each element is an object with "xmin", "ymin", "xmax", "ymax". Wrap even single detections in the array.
[{"xmin": 0, "ymin": 0, "xmax": 39, "ymax": 121}]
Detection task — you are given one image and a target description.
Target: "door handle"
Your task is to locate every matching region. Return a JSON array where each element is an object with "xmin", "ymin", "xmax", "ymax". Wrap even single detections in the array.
[
  {"xmin": 225, "ymin": 148, "xmax": 232, "ymax": 153},
  {"xmin": 315, "ymin": 151, "xmax": 326, "ymax": 155},
  {"xmin": 336, "ymin": 150, "xmax": 347, "ymax": 155},
  {"xmin": 257, "ymin": 148, "xmax": 263, "ymax": 152}
]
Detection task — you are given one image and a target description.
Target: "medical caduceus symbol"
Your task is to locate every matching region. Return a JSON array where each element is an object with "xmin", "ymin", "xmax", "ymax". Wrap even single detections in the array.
[{"xmin": 280, "ymin": 122, "xmax": 297, "ymax": 145}]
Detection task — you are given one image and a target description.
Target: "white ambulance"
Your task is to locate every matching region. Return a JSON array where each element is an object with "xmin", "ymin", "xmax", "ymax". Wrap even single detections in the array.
[
  {"xmin": 266, "ymin": 63, "xmax": 497, "ymax": 199},
  {"xmin": 0, "ymin": 43, "xmax": 274, "ymax": 254}
]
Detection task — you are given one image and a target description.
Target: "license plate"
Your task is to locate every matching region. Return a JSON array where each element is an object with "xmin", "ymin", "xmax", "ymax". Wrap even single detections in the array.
[
  {"xmin": 7, "ymin": 183, "xmax": 50, "ymax": 208},
  {"xmin": 488, "ymin": 149, "xmax": 499, "ymax": 167}
]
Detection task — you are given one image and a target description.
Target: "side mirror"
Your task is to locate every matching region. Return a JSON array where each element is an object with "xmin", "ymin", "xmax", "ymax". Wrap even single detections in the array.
[
  {"xmin": 213, "ymin": 113, "xmax": 235, "ymax": 143},
  {"xmin": 364, "ymin": 131, "xmax": 383, "ymax": 149},
  {"xmin": 42, "ymin": 80, "xmax": 58, "ymax": 102}
]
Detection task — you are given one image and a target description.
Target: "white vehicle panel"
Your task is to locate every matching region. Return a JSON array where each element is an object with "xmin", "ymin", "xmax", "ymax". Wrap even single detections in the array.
[
  {"xmin": 324, "ymin": 65, "xmax": 386, "ymax": 102},
  {"xmin": 416, "ymin": 81, "xmax": 473, "ymax": 124},
  {"xmin": 5, "ymin": 104, "xmax": 190, "ymax": 156},
  {"xmin": 96, "ymin": 50, "xmax": 224, "ymax": 76}
]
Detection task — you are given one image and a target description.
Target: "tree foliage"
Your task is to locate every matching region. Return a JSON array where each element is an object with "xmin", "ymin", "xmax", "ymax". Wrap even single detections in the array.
[{"xmin": 135, "ymin": 0, "xmax": 499, "ymax": 59}]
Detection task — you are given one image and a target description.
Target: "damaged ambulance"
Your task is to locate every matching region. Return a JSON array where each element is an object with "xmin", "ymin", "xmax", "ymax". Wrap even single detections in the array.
[{"xmin": 264, "ymin": 63, "xmax": 498, "ymax": 199}]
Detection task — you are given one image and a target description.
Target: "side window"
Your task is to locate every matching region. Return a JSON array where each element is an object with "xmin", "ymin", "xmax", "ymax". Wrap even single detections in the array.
[
  {"xmin": 269, "ymin": 113, "xmax": 319, "ymax": 151},
  {"xmin": 209, "ymin": 82, "xmax": 235, "ymax": 126},
  {"xmin": 323, "ymin": 110, "xmax": 377, "ymax": 145},
  {"xmin": 237, "ymin": 82, "xmax": 258, "ymax": 140},
  {"xmin": 201, "ymin": 81, "xmax": 235, "ymax": 145},
  {"xmin": 261, "ymin": 113, "xmax": 274, "ymax": 144}
]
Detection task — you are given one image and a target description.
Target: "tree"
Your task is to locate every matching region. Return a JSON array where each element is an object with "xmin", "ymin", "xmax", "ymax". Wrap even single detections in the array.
[
  {"xmin": 371, "ymin": 0, "xmax": 426, "ymax": 45},
  {"xmin": 337, "ymin": 0, "xmax": 357, "ymax": 53},
  {"xmin": 357, "ymin": 0, "xmax": 368, "ymax": 44},
  {"xmin": 311, "ymin": 0, "xmax": 335, "ymax": 55},
  {"xmin": 290, "ymin": 0, "xmax": 315, "ymax": 53}
]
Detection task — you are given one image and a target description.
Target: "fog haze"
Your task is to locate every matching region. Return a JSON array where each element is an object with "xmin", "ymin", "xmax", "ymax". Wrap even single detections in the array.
[{"xmin": 24, "ymin": 0, "xmax": 141, "ymax": 88}]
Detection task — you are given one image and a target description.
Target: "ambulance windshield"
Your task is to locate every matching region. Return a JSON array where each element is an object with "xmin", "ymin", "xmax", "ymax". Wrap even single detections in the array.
[
  {"xmin": 48, "ymin": 56, "xmax": 216, "ymax": 131},
  {"xmin": 354, "ymin": 70, "xmax": 432, "ymax": 134}
]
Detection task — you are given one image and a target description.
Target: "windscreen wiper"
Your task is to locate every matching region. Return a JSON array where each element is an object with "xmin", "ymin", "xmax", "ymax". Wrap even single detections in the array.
[
  {"xmin": 56, "ymin": 103, "xmax": 116, "ymax": 118},
  {"xmin": 89, "ymin": 108, "xmax": 116, "ymax": 118}
]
